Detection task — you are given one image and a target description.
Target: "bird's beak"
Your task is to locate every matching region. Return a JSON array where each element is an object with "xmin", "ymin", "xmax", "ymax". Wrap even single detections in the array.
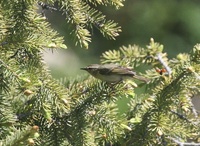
[{"xmin": 80, "ymin": 67, "xmax": 87, "ymax": 70}]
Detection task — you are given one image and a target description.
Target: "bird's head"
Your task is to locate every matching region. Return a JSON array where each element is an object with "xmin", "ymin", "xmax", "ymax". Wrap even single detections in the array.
[{"xmin": 80, "ymin": 64, "xmax": 100, "ymax": 75}]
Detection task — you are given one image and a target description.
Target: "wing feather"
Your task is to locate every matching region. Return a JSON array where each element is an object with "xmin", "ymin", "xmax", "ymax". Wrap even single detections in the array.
[{"xmin": 98, "ymin": 64, "xmax": 136, "ymax": 76}]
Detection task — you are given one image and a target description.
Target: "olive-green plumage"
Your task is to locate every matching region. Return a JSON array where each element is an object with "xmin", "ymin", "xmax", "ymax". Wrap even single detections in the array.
[{"xmin": 81, "ymin": 64, "xmax": 148, "ymax": 83}]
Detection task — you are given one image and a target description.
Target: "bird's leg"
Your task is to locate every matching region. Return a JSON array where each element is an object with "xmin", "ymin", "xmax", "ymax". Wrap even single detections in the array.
[{"xmin": 107, "ymin": 79, "xmax": 123, "ymax": 88}]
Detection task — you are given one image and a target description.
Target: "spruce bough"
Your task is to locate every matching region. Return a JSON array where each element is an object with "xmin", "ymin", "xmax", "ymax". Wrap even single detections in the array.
[{"xmin": 0, "ymin": 0, "xmax": 200, "ymax": 146}]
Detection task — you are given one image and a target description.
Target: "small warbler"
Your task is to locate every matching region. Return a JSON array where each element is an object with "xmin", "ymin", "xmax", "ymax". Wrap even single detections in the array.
[{"xmin": 81, "ymin": 64, "xmax": 148, "ymax": 83}]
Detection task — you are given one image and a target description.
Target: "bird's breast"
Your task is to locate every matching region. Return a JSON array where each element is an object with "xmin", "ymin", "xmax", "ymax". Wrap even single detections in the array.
[{"xmin": 93, "ymin": 73, "xmax": 122, "ymax": 83}]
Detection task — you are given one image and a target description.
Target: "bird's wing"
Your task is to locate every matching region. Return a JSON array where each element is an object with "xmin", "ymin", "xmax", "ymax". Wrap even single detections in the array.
[
  {"xmin": 98, "ymin": 67, "xmax": 112, "ymax": 75},
  {"xmin": 98, "ymin": 64, "xmax": 119, "ymax": 75},
  {"xmin": 98, "ymin": 64, "xmax": 136, "ymax": 76},
  {"xmin": 110, "ymin": 67, "xmax": 136, "ymax": 76}
]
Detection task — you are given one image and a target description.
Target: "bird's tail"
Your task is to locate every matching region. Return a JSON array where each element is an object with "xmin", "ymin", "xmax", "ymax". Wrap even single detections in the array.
[{"xmin": 133, "ymin": 75, "xmax": 150, "ymax": 83}]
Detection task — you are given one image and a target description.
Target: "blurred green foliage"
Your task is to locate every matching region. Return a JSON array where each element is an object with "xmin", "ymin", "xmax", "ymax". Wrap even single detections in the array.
[{"xmin": 98, "ymin": 0, "xmax": 200, "ymax": 57}]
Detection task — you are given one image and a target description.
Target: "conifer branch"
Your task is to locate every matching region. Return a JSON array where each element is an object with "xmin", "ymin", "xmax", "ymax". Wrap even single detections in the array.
[
  {"xmin": 56, "ymin": 0, "xmax": 123, "ymax": 48},
  {"xmin": 1, "ymin": 126, "xmax": 39, "ymax": 146},
  {"xmin": 168, "ymin": 137, "xmax": 200, "ymax": 146},
  {"xmin": 157, "ymin": 53, "xmax": 172, "ymax": 75}
]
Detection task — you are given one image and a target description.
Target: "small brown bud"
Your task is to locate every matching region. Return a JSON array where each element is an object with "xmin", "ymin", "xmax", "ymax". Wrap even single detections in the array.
[
  {"xmin": 27, "ymin": 138, "xmax": 34, "ymax": 146},
  {"xmin": 157, "ymin": 129, "xmax": 163, "ymax": 136},
  {"xmin": 32, "ymin": 125, "xmax": 39, "ymax": 132},
  {"xmin": 24, "ymin": 90, "xmax": 33, "ymax": 96},
  {"xmin": 102, "ymin": 134, "xmax": 107, "ymax": 139}
]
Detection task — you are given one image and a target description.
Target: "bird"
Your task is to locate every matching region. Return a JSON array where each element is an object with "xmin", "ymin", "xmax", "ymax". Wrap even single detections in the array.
[{"xmin": 81, "ymin": 64, "xmax": 149, "ymax": 83}]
